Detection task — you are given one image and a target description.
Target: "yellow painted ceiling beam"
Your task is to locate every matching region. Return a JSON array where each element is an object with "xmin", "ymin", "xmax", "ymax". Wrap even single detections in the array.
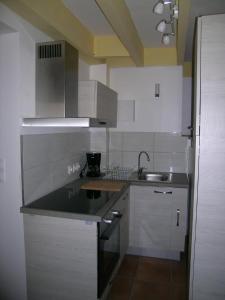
[
  {"xmin": 95, "ymin": 0, "xmax": 144, "ymax": 66},
  {"xmin": 1, "ymin": 0, "xmax": 103, "ymax": 64},
  {"xmin": 183, "ymin": 61, "xmax": 192, "ymax": 77},
  {"xmin": 177, "ymin": 0, "xmax": 191, "ymax": 65},
  {"xmin": 106, "ymin": 48, "xmax": 178, "ymax": 68},
  {"xmin": 1, "ymin": 0, "xmax": 182, "ymax": 67},
  {"xmin": 144, "ymin": 48, "xmax": 177, "ymax": 66},
  {"xmin": 94, "ymin": 35, "xmax": 129, "ymax": 57}
]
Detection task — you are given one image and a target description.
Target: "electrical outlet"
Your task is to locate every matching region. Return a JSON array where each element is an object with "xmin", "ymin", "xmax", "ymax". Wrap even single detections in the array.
[
  {"xmin": 67, "ymin": 165, "xmax": 73, "ymax": 175},
  {"xmin": 72, "ymin": 163, "xmax": 80, "ymax": 172}
]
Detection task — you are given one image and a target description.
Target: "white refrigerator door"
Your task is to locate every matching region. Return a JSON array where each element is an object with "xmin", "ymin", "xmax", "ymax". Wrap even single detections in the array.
[
  {"xmin": 188, "ymin": 135, "xmax": 200, "ymax": 300},
  {"xmin": 189, "ymin": 14, "xmax": 225, "ymax": 300},
  {"xmin": 192, "ymin": 18, "xmax": 202, "ymax": 137}
]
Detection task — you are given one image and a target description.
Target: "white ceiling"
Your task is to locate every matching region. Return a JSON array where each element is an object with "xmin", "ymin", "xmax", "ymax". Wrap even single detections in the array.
[
  {"xmin": 185, "ymin": 0, "xmax": 225, "ymax": 60},
  {"xmin": 0, "ymin": 21, "xmax": 16, "ymax": 35},
  {"xmin": 125, "ymin": 0, "xmax": 175, "ymax": 47},
  {"xmin": 63, "ymin": 0, "xmax": 114, "ymax": 35},
  {"xmin": 63, "ymin": 0, "xmax": 175, "ymax": 47},
  {"xmin": 63, "ymin": 0, "xmax": 225, "ymax": 60}
]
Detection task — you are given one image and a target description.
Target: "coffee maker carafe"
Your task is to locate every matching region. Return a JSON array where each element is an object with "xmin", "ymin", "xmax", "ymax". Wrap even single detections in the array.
[{"xmin": 86, "ymin": 152, "xmax": 101, "ymax": 177}]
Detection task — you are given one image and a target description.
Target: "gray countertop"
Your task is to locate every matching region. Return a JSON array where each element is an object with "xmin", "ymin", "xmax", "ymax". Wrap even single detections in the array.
[
  {"xmin": 21, "ymin": 172, "xmax": 189, "ymax": 221},
  {"xmin": 21, "ymin": 178, "xmax": 129, "ymax": 222},
  {"xmin": 129, "ymin": 172, "xmax": 189, "ymax": 188}
]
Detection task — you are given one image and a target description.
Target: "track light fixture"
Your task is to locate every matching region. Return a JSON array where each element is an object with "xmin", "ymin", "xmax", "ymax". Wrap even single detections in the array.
[{"xmin": 153, "ymin": 0, "xmax": 178, "ymax": 46}]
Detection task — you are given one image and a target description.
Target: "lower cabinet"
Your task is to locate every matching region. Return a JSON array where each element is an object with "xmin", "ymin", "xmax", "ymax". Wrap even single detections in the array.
[
  {"xmin": 23, "ymin": 214, "xmax": 98, "ymax": 300},
  {"xmin": 129, "ymin": 185, "xmax": 188, "ymax": 260},
  {"xmin": 23, "ymin": 189, "xmax": 130, "ymax": 300},
  {"xmin": 112, "ymin": 189, "xmax": 130, "ymax": 262}
]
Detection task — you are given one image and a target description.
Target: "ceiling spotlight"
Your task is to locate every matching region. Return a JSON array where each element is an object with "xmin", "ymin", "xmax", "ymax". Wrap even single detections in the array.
[
  {"xmin": 153, "ymin": 0, "xmax": 178, "ymax": 46},
  {"xmin": 153, "ymin": 0, "xmax": 172, "ymax": 14},
  {"xmin": 153, "ymin": 2, "xmax": 164, "ymax": 14},
  {"xmin": 162, "ymin": 34, "xmax": 170, "ymax": 45},
  {"xmin": 173, "ymin": 4, "xmax": 179, "ymax": 19},
  {"xmin": 156, "ymin": 20, "xmax": 167, "ymax": 33}
]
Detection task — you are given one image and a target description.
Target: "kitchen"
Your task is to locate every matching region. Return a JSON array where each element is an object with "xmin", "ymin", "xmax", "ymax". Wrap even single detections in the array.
[{"xmin": 0, "ymin": 1, "xmax": 225, "ymax": 300}]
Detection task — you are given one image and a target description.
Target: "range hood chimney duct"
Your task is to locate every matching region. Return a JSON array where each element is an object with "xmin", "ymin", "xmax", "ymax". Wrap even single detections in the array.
[
  {"xmin": 22, "ymin": 40, "xmax": 116, "ymax": 128},
  {"xmin": 36, "ymin": 40, "xmax": 78, "ymax": 118}
]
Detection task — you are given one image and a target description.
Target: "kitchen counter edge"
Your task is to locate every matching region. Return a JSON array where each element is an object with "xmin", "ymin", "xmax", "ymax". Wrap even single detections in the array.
[
  {"xmin": 20, "ymin": 180, "xmax": 129, "ymax": 222},
  {"xmin": 21, "ymin": 172, "xmax": 188, "ymax": 221}
]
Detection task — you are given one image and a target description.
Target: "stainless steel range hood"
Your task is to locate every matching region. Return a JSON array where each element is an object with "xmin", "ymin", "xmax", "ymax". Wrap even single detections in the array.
[
  {"xmin": 22, "ymin": 40, "xmax": 107, "ymax": 128},
  {"xmin": 22, "ymin": 117, "xmax": 107, "ymax": 127}
]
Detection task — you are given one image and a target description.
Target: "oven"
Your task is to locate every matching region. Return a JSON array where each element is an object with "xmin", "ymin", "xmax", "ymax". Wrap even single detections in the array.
[{"xmin": 98, "ymin": 209, "xmax": 122, "ymax": 298}]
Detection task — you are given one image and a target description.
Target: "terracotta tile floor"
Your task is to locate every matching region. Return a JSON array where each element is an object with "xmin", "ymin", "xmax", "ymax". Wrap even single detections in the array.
[{"xmin": 107, "ymin": 254, "xmax": 187, "ymax": 300}]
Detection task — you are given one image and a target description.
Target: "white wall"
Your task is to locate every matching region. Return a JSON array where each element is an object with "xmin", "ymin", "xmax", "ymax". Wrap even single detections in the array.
[
  {"xmin": 182, "ymin": 77, "xmax": 192, "ymax": 135},
  {"xmin": 90, "ymin": 64, "xmax": 107, "ymax": 85},
  {"xmin": 110, "ymin": 66, "xmax": 183, "ymax": 132},
  {"xmin": 0, "ymin": 31, "xmax": 27, "ymax": 300},
  {"xmin": 0, "ymin": 3, "xmax": 52, "ymax": 119},
  {"xmin": 0, "ymin": 4, "xmax": 92, "ymax": 298},
  {"xmin": 78, "ymin": 58, "xmax": 90, "ymax": 81}
]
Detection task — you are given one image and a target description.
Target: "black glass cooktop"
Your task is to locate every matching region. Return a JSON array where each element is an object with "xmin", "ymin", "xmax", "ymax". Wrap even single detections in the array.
[{"xmin": 26, "ymin": 183, "xmax": 113, "ymax": 215}]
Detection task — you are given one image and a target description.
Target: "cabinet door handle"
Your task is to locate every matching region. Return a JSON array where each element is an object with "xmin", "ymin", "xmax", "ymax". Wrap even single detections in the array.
[
  {"xmin": 111, "ymin": 210, "xmax": 122, "ymax": 218},
  {"xmin": 154, "ymin": 190, "xmax": 172, "ymax": 194},
  {"xmin": 176, "ymin": 209, "xmax": 180, "ymax": 226}
]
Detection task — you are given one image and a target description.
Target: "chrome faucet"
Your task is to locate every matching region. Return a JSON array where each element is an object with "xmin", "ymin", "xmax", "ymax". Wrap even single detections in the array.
[{"xmin": 138, "ymin": 151, "xmax": 150, "ymax": 177}]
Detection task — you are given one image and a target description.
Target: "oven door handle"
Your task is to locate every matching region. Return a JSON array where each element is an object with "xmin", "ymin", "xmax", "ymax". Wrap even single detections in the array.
[{"xmin": 100, "ymin": 216, "xmax": 121, "ymax": 241}]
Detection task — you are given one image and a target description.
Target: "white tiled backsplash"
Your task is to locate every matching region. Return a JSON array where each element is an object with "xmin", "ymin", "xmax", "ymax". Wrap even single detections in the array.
[
  {"xmin": 22, "ymin": 130, "xmax": 90, "ymax": 204},
  {"xmin": 90, "ymin": 131, "xmax": 189, "ymax": 173},
  {"xmin": 22, "ymin": 130, "xmax": 189, "ymax": 204}
]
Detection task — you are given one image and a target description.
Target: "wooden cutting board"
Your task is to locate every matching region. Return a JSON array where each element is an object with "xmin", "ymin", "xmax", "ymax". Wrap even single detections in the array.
[{"xmin": 80, "ymin": 180, "xmax": 126, "ymax": 192}]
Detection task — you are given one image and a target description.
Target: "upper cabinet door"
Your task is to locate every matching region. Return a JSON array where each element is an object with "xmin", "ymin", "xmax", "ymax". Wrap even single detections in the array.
[
  {"xmin": 110, "ymin": 66, "xmax": 183, "ymax": 132},
  {"xmin": 78, "ymin": 80, "xmax": 118, "ymax": 127}
]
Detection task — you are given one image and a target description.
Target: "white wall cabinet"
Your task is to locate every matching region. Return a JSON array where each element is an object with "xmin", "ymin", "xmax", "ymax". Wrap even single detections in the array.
[
  {"xmin": 129, "ymin": 185, "xmax": 188, "ymax": 260},
  {"xmin": 78, "ymin": 80, "xmax": 118, "ymax": 127},
  {"xmin": 110, "ymin": 66, "xmax": 183, "ymax": 132}
]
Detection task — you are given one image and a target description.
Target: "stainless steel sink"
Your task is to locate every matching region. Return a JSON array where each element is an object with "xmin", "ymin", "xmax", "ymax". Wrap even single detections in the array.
[{"xmin": 138, "ymin": 172, "xmax": 173, "ymax": 182}]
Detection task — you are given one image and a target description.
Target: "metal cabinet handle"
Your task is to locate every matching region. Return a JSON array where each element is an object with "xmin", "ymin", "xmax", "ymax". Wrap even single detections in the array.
[
  {"xmin": 154, "ymin": 190, "xmax": 172, "ymax": 194},
  {"xmin": 111, "ymin": 210, "xmax": 122, "ymax": 218},
  {"xmin": 101, "ymin": 217, "xmax": 120, "ymax": 240},
  {"xmin": 176, "ymin": 209, "xmax": 180, "ymax": 226},
  {"xmin": 103, "ymin": 218, "xmax": 113, "ymax": 224}
]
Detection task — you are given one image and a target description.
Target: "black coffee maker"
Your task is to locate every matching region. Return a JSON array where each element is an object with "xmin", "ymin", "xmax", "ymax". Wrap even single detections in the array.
[{"xmin": 86, "ymin": 152, "xmax": 101, "ymax": 177}]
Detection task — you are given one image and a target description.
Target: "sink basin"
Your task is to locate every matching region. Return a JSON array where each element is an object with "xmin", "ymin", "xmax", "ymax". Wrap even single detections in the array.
[{"xmin": 138, "ymin": 172, "xmax": 172, "ymax": 182}]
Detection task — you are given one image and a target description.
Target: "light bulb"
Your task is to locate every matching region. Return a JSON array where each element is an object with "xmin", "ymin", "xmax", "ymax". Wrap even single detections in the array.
[
  {"xmin": 173, "ymin": 4, "xmax": 179, "ymax": 19},
  {"xmin": 163, "ymin": 0, "xmax": 172, "ymax": 4},
  {"xmin": 162, "ymin": 34, "xmax": 170, "ymax": 45},
  {"xmin": 157, "ymin": 20, "xmax": 166, "ymax": 33},
  {"xmin": 153, "ymin": 2, "xmax": 164, "ymax": 14}
]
